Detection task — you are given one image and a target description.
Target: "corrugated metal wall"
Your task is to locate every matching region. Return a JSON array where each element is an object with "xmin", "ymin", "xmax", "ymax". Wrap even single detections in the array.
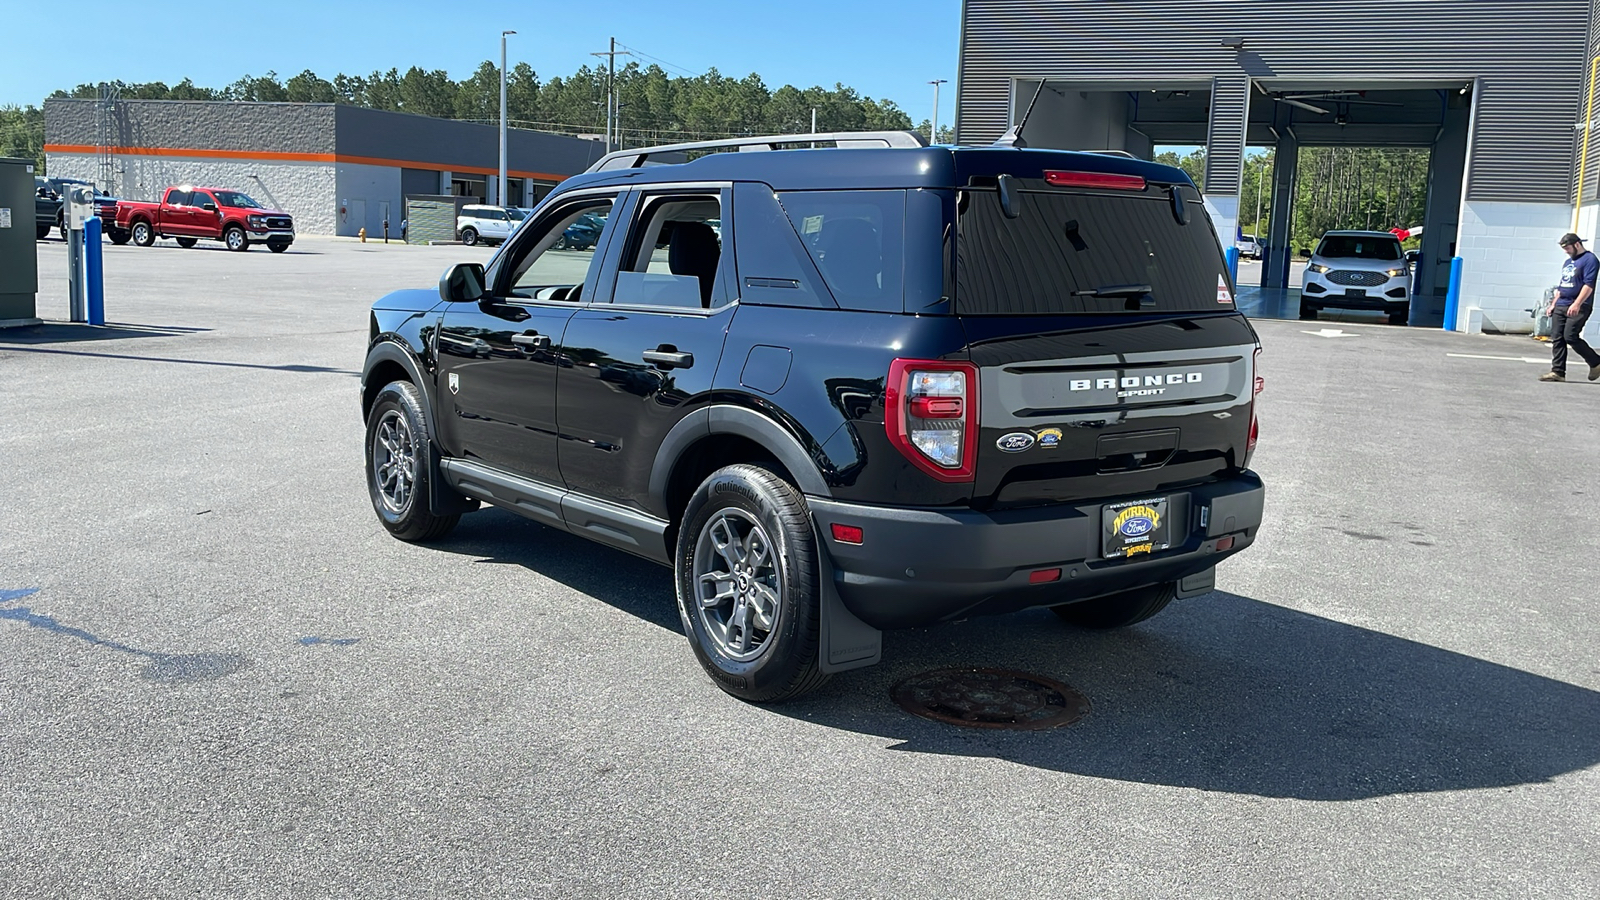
[
  {"xmin": 1204, "ymin": 77, "xmax": 1250, "ymax": 195},
  {"xmin": 958, "ymin": 0, "xmax": 1589, "ymax": 203}
]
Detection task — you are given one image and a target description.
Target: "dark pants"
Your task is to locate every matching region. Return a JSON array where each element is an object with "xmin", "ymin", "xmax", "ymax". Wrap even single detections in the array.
[{"xmin": 1552, "ymin": 304, "xmax": 1600, "ymax": 376}]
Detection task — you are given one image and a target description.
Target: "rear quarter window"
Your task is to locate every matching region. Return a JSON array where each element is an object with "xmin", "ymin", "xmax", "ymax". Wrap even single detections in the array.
[
  {"xmin": 777, "ymin": 190, "xmax": 905, "ymax": 313},
  {"xmin": 955, "ymin": 188, "xmax": 1230, "ymax": 315}
]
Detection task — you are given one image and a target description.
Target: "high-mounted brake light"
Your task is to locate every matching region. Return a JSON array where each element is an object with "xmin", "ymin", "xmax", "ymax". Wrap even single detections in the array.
[
  {"xmin": 886, "ymin": 359, "xmax": 980, "ymax": 483},
  {"xmin": 1044, "ymin": 170, "xmax": 1147, "ymax": 190}
]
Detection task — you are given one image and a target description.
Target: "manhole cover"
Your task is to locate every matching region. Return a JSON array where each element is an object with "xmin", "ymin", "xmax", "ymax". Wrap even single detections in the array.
[{"xmin": 892, "ymin": 667, "xmax": 1089, "ymax": 730}]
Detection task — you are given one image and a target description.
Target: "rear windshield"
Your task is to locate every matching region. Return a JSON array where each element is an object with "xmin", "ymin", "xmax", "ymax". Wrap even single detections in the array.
[
  {"xmin": 1316, "ymin": 235, "xmax": 1401, "ymax": 260},
  {"xmin": 955, "ymin": 189, "xmax": 1230, "ymax": 315}
]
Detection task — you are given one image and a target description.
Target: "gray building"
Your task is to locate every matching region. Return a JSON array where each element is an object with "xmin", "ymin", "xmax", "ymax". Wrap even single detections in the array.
[
  {"xmin": 956, "ymin": 0, "xmax": 1600, "ymax": 331},
  {"xmin": 45, "ymin": 99, "xmax": 610, "ymax": 237}
]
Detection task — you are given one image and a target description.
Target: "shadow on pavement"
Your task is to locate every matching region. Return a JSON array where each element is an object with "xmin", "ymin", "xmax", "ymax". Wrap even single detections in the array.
[
  {"xmin": 0, "ymin": 323, "xmax": 211, "ymax": 345},
  {"xmin": 1, "ymin": 345, "xmax": 358, "ymax": 376},
  {"xmin": 437, "ymin": 508, "xmax": 1600, "ymax": 800}
]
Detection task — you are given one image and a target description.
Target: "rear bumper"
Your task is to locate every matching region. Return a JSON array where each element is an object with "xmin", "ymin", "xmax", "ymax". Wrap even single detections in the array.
[{"xmin": 808, "ymin": 471, "xmax": 1265, "ymax": 629}]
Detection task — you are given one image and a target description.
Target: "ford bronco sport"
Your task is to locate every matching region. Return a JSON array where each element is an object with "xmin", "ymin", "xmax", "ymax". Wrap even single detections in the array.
[{"xmin": 361, "ymin": 131, "xmax": 1266, "ymax": 702}]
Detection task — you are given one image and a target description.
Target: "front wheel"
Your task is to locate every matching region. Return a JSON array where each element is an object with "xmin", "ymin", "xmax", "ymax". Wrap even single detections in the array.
[
  {"xmin": 176, "ymin": 237, "xmax": 198, "ymax": 249},
  {"xmin": 675, "ymin": 464, "xmax": 828, "ymax": 703},
  {"xmin": 1389, "ymin": 311, "xmax": 1408, "ymax": 326},
  {"xmin": 224, "ymin": 226, "xmax": 248, "ymax": 251},
  {"xmin": 267, "ymin": 241, "xmax": 290, "ymax": 254},
  {"xmin": 36, "ymin": 225, "xmax": 50, "ymax": 240},
  {"xmin": 460, "ymin": 227, "xmax": 478, "ymax": 246},
  {"xmin": 365, "ymin": 381, "xmax": 462, "ymax": 542},
  {"xmin": 1299, "ymin": 301, "xmax": 1318, "ymax": 320},
  {"xmin": 131, "ymin": 221, "xmax": 154, "ymax": 247},
  {"xmin": 1052, "ymin": 582, "xmax": 1176, "ymax": 629}
]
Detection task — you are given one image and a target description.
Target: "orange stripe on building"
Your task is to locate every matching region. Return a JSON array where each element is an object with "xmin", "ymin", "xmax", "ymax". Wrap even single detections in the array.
[{"xmin": 45, "ymin": 144, "xmax": 574, "ymax": 182}]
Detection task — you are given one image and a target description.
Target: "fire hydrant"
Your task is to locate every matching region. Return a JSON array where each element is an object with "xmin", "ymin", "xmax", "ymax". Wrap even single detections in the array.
[{"xmin": 358, "ymin": 227, "xmax": 367, "ymax": 243}]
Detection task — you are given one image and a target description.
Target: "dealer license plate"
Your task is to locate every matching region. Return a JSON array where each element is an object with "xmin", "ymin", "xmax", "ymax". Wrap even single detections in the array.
[
  {"xmin": 1347, "ymin": 288, "xmax": 1367, "ymax": 297},
  {"xmin": 1103, "ymin": 497, "xmax": 1172, "ymax": 559}
]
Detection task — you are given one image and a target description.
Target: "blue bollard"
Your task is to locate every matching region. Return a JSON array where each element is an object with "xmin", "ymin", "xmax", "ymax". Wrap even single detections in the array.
[
  {"xmin": 1443, "ymin": 256, "xmax": 1464, "ymax": 331},
  {"xmin": 1225, "ymin": 246, "xmax": 1239, "ymax": 284},
  {"xmin": 85, "ymin": 216, "xmax": 105, "ymax": 326}
]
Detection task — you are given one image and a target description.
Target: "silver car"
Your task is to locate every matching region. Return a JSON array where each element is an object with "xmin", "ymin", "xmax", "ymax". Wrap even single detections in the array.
[{"xmin": 1300, "ymin": 230, "xmax": 1412, "ymax": 324}]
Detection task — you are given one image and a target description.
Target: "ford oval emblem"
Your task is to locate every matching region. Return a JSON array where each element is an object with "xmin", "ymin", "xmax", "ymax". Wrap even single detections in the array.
[
  {"xmin": 1119, "ymin": 516, "xmax": 1155, "ymax": 537},
  {"xmin": 997, "ymin": 432, "xmax": 1036, "ymax": 452}
]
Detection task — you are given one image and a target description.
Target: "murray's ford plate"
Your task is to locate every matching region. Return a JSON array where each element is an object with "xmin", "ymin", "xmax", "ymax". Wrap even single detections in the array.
[{"xmin": 1102, "ymin": 497, "xmax": 1171, "ymax": 559}]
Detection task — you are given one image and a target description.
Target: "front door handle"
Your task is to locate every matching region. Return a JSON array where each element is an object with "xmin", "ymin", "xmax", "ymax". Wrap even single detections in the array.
[
  {"xmin": 643, "ymin": 348, "xmax": 694, "ymax": 369},
  {"xmin": 511, "ymin": 331, "xmax": 552, "ymax": 351}
]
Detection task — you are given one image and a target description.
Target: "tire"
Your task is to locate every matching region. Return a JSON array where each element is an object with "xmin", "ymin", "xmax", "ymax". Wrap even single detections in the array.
[
  {"xmin": 461, "ymin": 227, "xmax": 478, "ymax": 247},
  {"xmin": 675, "ymin": 464, "xmax": 829, "ymax": 703},
  {"xmin": 1389, "ymin": 311, "xmax": 1408, "ymax": 326},
  {"xmin": 109, "ymin": 231, "xmax": 130, "ymax": 245},
  {"xmin": 1052, "ymin": 582, "xmax": 1176, "ymax": 629},
  {"xmin": 131, "ymin": 221, "xmax": 155, "ymax": 247},
  {"xmin": 176, "ymin": 237, "xmax": 198, "ymax": 249},
  {"xmin": 365, "ymin": 381, "xmax": 462, "ymax": 542},
  {"xmin": 553, "ymin": 234, "xmax": 568, "ymax": 250},
  {"xmin": 224, "ymin": 226, "xmax": 249, "ymax": 252},
  {"xmin": 36, "ymin": 225, "xmax": 50, "ymax": 240},
  {"xmin": 1298, "ymin": 301, "xmax": 1318, "ymax": 320},
  {"xmin": 267, "ymin": 241, "xmax": 290, "ymax": 254}
]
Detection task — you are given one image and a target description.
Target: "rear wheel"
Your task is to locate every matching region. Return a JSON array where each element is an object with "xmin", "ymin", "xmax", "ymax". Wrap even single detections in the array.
[
  {"xmin": 461, "ymin": 227, "xmax": 479, "ymax": 246},
  {"xmin": 131, "ymin": 221, "xmax": 154, "ymax": 247},
  {"xmin": 365, "ymin": 381, "xmax": 461, "ymax": 542},
  {"xmin": 1298, "ymin": 301, "xmax": 1318, "ymax": 320},
  {"xmin": 36, "ymin": 225, "xmax": 50, "ymax": 240},
  {"xmin": 1052, "ymin": 582, "xmax": 1176, "ymax": 629},
  {"xmin": 675, "ymin": 464, "xmax": 828, "ymax": 703},
  {"xmin": 108, "ymin": 230, "xmax": 130, "ymax": 245},
  {"xmin": 176, "ymin": 237, "xmax": 198, "ymax": 248},
  {"xmin": 224, "ymin": 226, "xmax": 248, "ymax": 251}
]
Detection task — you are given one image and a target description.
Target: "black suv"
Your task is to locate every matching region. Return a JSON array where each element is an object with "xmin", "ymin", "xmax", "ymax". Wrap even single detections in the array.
[{"xmin": 361, "ymin": 132, "xmax": 1266, "ymax": 702}]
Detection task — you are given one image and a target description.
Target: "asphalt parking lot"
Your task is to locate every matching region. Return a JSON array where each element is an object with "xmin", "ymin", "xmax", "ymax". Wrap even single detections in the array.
[{"xmin": 3, "ymin": 237, "xmax": 1598, "ymax": 898}]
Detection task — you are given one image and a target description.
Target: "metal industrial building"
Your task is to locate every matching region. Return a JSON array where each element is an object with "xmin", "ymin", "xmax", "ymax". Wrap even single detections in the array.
[
  {"xmin": 43, "ymin": 99, "xmax": 608, "ymax": 237},
  {"xmin": 957, "ymin": 0, "xmax": 1600, "ymax": 331}
]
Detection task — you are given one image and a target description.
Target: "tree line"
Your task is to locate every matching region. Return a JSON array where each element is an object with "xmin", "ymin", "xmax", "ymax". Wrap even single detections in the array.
[{"xmin": 0, "ymin": 61, "xmax": 931, "ymax": 175}]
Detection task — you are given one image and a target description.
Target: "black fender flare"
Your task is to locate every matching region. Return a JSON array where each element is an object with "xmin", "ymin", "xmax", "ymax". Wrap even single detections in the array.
[
  {"xmin": 362, "ymin": 338, "xmax": 437, "ymax": 438},
  {"xmin": 648, "ymin": 404, "xmax": 832, "ymax": 513}
]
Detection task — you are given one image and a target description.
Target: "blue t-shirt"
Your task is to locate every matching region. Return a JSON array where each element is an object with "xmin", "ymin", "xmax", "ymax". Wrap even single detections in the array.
[{"xmin": 1557, "ymin": 250, "xmax": 1598, "ymax": 305}]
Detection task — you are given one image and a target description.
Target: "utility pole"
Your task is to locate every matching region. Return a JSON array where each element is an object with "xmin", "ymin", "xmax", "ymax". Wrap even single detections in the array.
[
  {"xmin": 929, "ymin": 79, "xmax": 947, "ymax": 144},
  {"xmin": 500, "ymin": 30, "xmax": 516, "ymax": 207},
  {"xmin": 591, "ymin": 38, "xmax": 632, "ymax": 152}
]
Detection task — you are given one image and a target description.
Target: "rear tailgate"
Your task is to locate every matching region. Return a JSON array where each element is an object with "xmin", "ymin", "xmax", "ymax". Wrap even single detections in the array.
[{"xmin": 953, "ymin": 162, "xmax": 1258, "ymax": 509}]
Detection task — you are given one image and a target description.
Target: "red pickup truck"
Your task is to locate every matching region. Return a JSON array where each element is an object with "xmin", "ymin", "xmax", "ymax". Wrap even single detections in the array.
[{"xmin": 117, "ymin": 186, "xmax": 295, "ymax": 252}]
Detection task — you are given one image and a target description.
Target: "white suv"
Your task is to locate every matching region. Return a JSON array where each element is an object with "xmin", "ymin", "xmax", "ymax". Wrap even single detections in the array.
[
  {"xmin": 1300, "ymin": 230, "xmax": 1411, "ymax": 325},
  {"xmin": 456, "ymin": 205, "xmax": 518, "ymax": 246}
]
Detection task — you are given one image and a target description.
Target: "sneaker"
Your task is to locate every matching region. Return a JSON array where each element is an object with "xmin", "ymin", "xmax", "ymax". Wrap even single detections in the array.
[
  {"xmin": 1540, "ymin": 372, "xmax": 1566, "ymax": 382},
  {"xmin": 1589, "ymin": 364, "xmax": 1600, "ymax": 381}
]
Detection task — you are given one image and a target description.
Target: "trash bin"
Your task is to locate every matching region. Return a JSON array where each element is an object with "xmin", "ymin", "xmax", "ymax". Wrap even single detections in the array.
[{"xmin": 0, "ymin": 156, "xmax": 40, "ymax": 326}]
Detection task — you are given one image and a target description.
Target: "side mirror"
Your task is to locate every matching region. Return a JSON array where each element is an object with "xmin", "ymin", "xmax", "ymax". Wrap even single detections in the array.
[
  {"xmin": 1404, "ymin": 249, "xmax": 1420, "ymax": 263},
  {"xmin": 203, "ymin": 203, "xmax": 218, "ymax": 212},
  {"xmin": 440, "ymin": 262, "xmax": 487, "ymax": 303},
  {"xmin": 1299, "ymin": 248, "xmax": 1312, "ymax": 259}
]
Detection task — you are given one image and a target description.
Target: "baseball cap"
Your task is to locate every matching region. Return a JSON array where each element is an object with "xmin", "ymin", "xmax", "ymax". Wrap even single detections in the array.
[{"xmin": 1560, "ymin": 232, "xmax": 1583, "ymax": 246}]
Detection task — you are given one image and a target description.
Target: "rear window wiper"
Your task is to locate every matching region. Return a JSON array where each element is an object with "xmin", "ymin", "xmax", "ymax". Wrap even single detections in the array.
[{"xmin": 1073, "ymin": 283, "xmax": 1155, "ymax": 310}]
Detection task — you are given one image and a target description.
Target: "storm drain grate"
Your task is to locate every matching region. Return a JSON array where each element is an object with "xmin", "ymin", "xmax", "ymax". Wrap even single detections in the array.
[{"xmin": 892, "ymin": 667, "xmax": 1090, "ymax": 730}]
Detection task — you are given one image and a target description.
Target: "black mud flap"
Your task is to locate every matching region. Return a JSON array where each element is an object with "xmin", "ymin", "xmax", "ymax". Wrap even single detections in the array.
[
  {"xmin": 428, "ymin": 442, "xmax": 481, "ymax": 516},
  {"xmin": 815, "ymin": 524, "xmax": 882, "ymax": 674},
  {"xmin": 1176, "ymin": 566, "xmax": 1216, "ymax": 599}
]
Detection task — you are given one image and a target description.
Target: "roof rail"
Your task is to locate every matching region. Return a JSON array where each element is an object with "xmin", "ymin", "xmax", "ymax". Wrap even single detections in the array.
[{"xmin": 584, "ymin": 130, "xmax": 929, "ymax": 173}]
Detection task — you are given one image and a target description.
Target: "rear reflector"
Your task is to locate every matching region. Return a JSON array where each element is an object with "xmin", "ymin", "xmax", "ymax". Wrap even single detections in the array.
[
  {"xmin": 1044, "ymin": 170, "xmax": 1147, "ymax": 190},
  {"xmin": 830, "ymin": 523, "xmax": 864, "ymax": 545},
  {"xmin": 1029, "ymin": 568, "xmax": 1062, "ymax": 584},
  {"xmin": 1216, "ymin": 536, "xmax": 1236, "ymax": 552}
]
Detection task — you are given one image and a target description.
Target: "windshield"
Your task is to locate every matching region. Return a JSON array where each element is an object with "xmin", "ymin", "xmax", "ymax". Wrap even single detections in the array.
[
  {"xmin": 955, "ymin": 188, "xmax": 1230, "ymax": 315},
  {"xmin": 1316, "ymin": 235, "xmax": 1401, "ymax": 261},
  {"xmin": 508, "ymin": 208, "xmax": 528, "ymax": 220},
  {"xmin": 212, "ymin": 191, "xmax": 264, "ymax": 209}
]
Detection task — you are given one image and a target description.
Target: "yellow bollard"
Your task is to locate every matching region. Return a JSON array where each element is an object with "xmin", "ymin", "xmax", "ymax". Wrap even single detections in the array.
[{"xmin": 358, "ymin": 227, "xmax": 367, "ymax": 242}]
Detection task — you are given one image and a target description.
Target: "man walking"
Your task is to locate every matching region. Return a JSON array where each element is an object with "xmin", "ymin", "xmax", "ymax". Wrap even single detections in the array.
[{"xmin": 1542, "ymin": 233, "xmax": 1600, "ymax": 382}]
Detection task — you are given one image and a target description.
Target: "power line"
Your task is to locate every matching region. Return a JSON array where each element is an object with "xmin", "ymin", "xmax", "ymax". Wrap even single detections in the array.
[{"xmin": 615, "ymin": 43, "xmax": 705, "ymax": 80}]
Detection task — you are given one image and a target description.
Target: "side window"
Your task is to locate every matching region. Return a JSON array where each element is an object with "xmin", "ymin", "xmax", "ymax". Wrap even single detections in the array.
[
  {"xmin": 502, "ymin": 197, "xmax": 617, "ymax": 302},
  {"xmin": 776, "ymin": 190, "xmax": 906, "ymax": 313},
  {"xmin": 166, "ymin": 189, "xmax": 190, "ymax": 206},
  {"xmin": 191, "ymin": 191, "xmax": 214, "ymax": 208},
  {"xmin": 614, "ymin": 194, "xmax": 725, "ymax": 309}
]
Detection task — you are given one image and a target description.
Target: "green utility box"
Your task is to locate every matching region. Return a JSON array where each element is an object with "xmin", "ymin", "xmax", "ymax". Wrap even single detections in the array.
[{"xmin": 0, "ymin": 156, "xmax": 40, "ymax": 325}]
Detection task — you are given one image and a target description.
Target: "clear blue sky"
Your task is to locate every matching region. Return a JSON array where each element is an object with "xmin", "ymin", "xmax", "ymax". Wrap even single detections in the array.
[{"xmin": 3, "ymin": 0, "xmax": 963, "ymax": 127}]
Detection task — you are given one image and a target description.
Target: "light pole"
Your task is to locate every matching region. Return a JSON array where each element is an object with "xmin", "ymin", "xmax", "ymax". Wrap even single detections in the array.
[
  {"xmin": 500, "ymin": 30, "xmax": 515, "ymax": 208},
  {"xmin": 928, "ymin": 79, "xmax": 947, "ymax": 143}
]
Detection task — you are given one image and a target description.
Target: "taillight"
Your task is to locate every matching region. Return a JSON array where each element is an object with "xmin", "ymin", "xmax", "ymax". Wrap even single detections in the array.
[
  {"xmin": 1044, "ymin": 170, "xmax": 1147, "ymax": 190},
  {"xmin": 1246, "ymin": 347, "xmax": 1262, "ymax": 464},
  {"xmin": 886, "ymin": 359, "xmax": 979, "ymax": 483}
]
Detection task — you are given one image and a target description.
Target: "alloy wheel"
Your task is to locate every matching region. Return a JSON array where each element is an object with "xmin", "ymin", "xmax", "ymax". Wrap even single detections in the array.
[
  {"xmin": 692, "ymin": 509, "xmax": 783, "ymax": 661},
  {"xmin": 371, "ymin": 409, "xmax": 417, "ymax": 514}
]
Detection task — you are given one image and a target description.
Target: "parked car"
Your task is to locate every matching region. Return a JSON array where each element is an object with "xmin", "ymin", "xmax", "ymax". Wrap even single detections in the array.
[
  {"xmin": 1300, "ymin": 230, "xmax": 1411, "ymax": 324},
  {"xmin": 360, "ymin": 131, "xmax": 1265, "ymax": 702},
  {"xmin": 555, "ymin": 209, "xmax": 606, "ymax": 250},
  {"xmin": 116, "ymin": 186, "xmax": 295, "ymax": 252},
  {"xmin": 33, "ymin": 178, "xmax": 61, "ymax": 240},
  {"xmin": 1234, "ymin": 234, "xmax": 1264, "ymax": 260},
  {"xmin": 456, "ymin": 205, "xmax": 518, "ymax": 246}
]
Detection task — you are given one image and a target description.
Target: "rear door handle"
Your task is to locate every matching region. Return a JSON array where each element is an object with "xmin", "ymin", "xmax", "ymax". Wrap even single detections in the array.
[
  {"xmin": 511, "ymin": 331, "xmax": 551, "ymax": 351},
  {"xmin": 643, "ymin": 349, "xmax": 694, "ymax": 369}
]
